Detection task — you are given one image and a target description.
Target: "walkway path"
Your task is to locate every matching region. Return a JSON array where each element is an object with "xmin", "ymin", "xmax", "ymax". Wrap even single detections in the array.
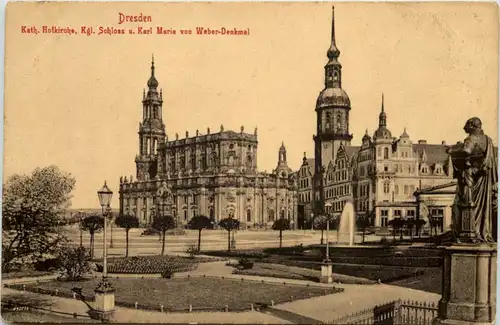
[{"xmin": 2, "ymin": 259, "xmax": 440, "ymax": 324}]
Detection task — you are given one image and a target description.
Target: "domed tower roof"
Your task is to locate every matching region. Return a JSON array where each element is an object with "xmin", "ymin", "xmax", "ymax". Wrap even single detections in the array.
[
  {"xmin": 362, "ymin": 129, "xmax": 371, "ymax": 142},
  {"xmin": 316, "ymin": 88, "xmax": 351, "ymax": 108},
  {"xmin": 279, "ymin": 141, "xmax": 286, "ymax": 152},
  {"xmin": 147, "ymin": 55, "xmax": 159, "ymax": 89},
  {"xmin": 373, "ymin": 93, "xmax": 393, "ymax": 140},
  {"xmin": 400, "ymin": 127, "xmax": 410, "ymax": 138}
]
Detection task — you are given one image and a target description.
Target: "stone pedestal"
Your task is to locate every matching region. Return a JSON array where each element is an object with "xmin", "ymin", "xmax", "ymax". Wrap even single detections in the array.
[
  {"xmin": 434, "ymin": 244, "xmax": 496, "ymax": 325},
  {"xmin": 90, "ymin": 279, "xmax": 115, "ymax": 322},
  {"xmin": 320, "ymin": 262, "xmax": 333, "ymax": 284}
]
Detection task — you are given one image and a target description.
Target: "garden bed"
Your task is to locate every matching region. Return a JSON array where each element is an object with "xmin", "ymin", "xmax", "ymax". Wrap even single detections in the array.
[
  {"xmin": 257, "ymin": 259, "xmax": 428, "ymax": 283},
  {"xmin": 8, "ymin": 277, "xmax": 342, "ymax": 312},
  {"xmin": 106, "ymin": 256, "xmax": 201, "ymax": 274},
  {"xmin": 233, "ymin": 263, "xmax": 375, "ymax": 285}
]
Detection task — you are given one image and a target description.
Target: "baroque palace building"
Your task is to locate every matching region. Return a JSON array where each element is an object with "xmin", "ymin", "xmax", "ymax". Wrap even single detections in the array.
[
  {"xmin": 297, "ymin": 7, "xmax": 455, "ymax": 232},
  {"xmin": 119, "ymin": 58, "xmax": 298, "ymax": 228}
]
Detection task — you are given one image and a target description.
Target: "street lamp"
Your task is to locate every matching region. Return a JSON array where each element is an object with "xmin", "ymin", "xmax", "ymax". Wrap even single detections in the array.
[
  {"xmin": 79, "ymin": 209, "xmax": 84, "ymax": 247},
  {"xmin": 109, "ymin": 212, "xmax": 114, "ymax": 249},
  {"xmin": 310, "ymin": 212, "xmax": 314, "ymax": 231},
  {"xmin": 324, "ymin": 202, "xmax": 332, "ymax": 263},
  {"xmin": 319, "ymin": 201, "xmax": 333, "ymax": 284},
  {"xmin": 93, "ymin": 181, "xmax": 115, "ymax": 322}
]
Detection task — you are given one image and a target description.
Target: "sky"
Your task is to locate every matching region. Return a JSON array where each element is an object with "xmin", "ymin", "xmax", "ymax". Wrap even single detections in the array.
[{"xmin": 4, "ymin": 2, "xmax": 498, "ymax": 209}]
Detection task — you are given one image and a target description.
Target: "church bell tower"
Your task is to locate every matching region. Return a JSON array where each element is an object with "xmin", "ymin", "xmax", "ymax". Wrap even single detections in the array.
[
  {"xmin": 313, "ymin": 6, "xmax": 353, "ymax": 216},
  {"xmin": 135, "ymin": 55, "xmax": 166, "ymax": 181}
]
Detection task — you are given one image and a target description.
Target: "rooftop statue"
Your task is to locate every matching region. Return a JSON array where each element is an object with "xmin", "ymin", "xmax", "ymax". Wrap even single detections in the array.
[{"xmin": 446, "ymin": 117, "xmax": 498, "ymax": 243}]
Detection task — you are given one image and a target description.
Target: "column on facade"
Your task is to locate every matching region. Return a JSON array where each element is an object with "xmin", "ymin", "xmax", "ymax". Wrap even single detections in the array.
[
  {"xmin": 136, "ymin": 197, "xmax": 143, "ymax": 225},
  {"xmin": 261, "ymin": 191, "xmax": 267, "ymax": 224},
  {"xmin": 253, "ymin": 189, "xmax": 257, "ymax": 226},
  {"xmin": 216, "ymin": 189, "xmax": 222, "ymax": 222}
]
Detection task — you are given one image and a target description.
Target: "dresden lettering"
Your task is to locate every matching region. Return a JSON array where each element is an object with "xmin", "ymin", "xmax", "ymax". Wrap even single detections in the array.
[{"xmin": 118, "ymin": 13, "xmax": 152, "ymax": 24}]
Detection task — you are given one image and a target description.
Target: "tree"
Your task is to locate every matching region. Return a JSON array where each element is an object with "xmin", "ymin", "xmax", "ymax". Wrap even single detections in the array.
[
  {"xmin": 388, "ymin": 218, "xmax": 405, "ymax": 241},
  {"xmin": 152, "ymin": 214, "xmax": 176, "ymax": 256},
  {"xmin": 356, "ymin": 215, "xmax": 371, "ymax": 244},
  {"xmin": 272, "ymin": 218, "xmax": 291, "ymax": 248},
  {"xmin": 57, "ymin": 245, "xmax": 91, "ymax": 281},
  {"xmin": 81, "ymin": 214, "xmax": 104, "ymax": 259},
  {"xmin": 414, "ymin": 218, "xmax": 427, "ymax": 238},
  {"xmin": 219, "ymin": 218, "xmax": 240, "ymax": 252},
  {"xmin": 313, "ymin": 215, "xmax": 337, "ymax": 244},
  {"xmin": 114, "ymin": 214, "xmax": 139, "ymax": 257},
  {"xmin": 2, "ymin": 166, "xmax": 75, "ymax": 272},
  {"xmin": 187, "ymin": 215, "xmax": 211, "ymax": 253},
  {"xmin": 406, "ymin": 219, "xmax": 416, "ymax": 240}
]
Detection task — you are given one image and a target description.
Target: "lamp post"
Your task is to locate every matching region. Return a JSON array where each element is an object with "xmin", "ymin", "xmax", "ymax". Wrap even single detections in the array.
[
  {"xmin": 92, "ymin": 181, "xmax": 115, "ymax": 322},
  {"xmin": 319, "ymin": 202, "xmax": 333, "ymax": 284},
  {"xmin": 109, "ymin": 212, "xmax": 114, "ymax": 249},
  {"xmin": 79, "ymin": 209, "xmax": 84, "ymax": 247},
  {"xmin": 324, "ymin": 202, "xmax": 332, "ymax": 263},
  {"xmin": 310, "ymin": 212, "xmax": 314, "ymax": 231}
]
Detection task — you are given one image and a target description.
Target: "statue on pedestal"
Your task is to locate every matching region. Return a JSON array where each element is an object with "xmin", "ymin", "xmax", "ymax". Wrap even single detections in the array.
[{"xmin": 446, "ymin": 117, "xmax": 497, "ymax": 243}]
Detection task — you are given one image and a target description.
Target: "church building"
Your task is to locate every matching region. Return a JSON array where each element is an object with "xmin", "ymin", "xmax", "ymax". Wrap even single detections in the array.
[{"xmin": 119, "ymin": 58, "xmax": 298, "ymax": 229}]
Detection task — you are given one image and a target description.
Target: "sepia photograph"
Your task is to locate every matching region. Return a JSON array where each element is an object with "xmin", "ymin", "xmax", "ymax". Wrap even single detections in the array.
[{"xmin": 2, "ymin": 2, "xmax": 498, "ymax": 324}]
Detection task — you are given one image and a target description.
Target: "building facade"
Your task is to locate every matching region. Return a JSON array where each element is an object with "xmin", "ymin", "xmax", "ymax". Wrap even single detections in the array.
[
  {"xmin": 119, "ymin": 58, "xmax": 298, "ymax": 229},
  {"xmin": 297, "ymin": 6, "xmax": 455, "ymax": 233}
]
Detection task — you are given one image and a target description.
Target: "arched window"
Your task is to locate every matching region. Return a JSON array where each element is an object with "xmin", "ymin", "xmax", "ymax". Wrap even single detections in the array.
[
  {"xmin": 395, "ymin": 185, "xmax": 399, "ymax": 195},
  {"xmin": 191, "ymin": 154, "xmax": 196, "ymax": 170},
  {"xmin": 246, "ymin": 210, "xmax": 252, "ymax": 222},
  {"xmin": 325, "ymin": 112, "xmax": 332, "ymax": 131},
  {"xmin": 268, "ymin": 209, "xmax": 275, "ymax": 222},
  {"xmin": 384, "ymin": 148, "xmax": 389, "ymax": 159},
  {"xmin": 378, "ymin": 147, "xmax": 382, "ymax": 157},
  {"xmin": 336, "ymin": 114, "xmax": 342, "ymax": 132},
  {"xmin": 246, "ymin": 155, "xmax": 253, "ymax": 168},
  {"xmin": 383, "ymin": 182, "xmax": 390, "ymax": 194}
]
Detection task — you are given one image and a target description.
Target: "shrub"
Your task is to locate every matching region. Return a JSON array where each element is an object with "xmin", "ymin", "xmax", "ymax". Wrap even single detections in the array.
[
  {"xmin": 141, "ymin": 228, "xmax": 160, "ymax": 236},
  {"xmin": 161, "ymin": 269, "xmax": 174, "ymax": 278},
  {"xmin": 238, "ymin": 258, "xmax": 254, "ymax": 270},
  {"xmin": 34, "ymin": 258, "xmax": 60, "ymax": 271},
  {"xmin": 57, "ymin": 246, "xmax": 91, "ymax": 281},
  {"xmin": 185, "ymin": 243, "xmax": 198, "ymax": 259}
]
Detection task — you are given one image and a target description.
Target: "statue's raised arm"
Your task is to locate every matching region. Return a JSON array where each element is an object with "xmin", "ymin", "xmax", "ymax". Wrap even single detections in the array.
[{"xmin": 449, "ymin": 117, "xmax": 497, "ymax": 243}]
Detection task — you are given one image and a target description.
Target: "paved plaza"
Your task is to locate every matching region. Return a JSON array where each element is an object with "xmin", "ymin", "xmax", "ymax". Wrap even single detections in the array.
[{"xmin": 67, "ymin": 225, "xmax": 381, "ymax": 258}]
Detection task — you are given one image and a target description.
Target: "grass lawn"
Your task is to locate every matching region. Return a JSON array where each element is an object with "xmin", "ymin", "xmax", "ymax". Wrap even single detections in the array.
[
  {"xmin": 20, "ymin": 277, "xmax": 341, "ymax": 311},
  {"xmin": 1, "ymin": 311, "xmax": 97, "ymax": 323},
  {"xmin": 234, "ymin": 263, "xmax": 376, "ymax": 285},
  {"xmin": 2, "ymin": 270, "xmax": 54, "ymax": 280}
]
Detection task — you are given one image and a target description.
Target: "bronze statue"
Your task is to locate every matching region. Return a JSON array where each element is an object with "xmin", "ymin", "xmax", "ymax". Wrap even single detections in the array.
[{"xmin": 446, "ymin": 117, "xmax": 497, "ymax": 243}]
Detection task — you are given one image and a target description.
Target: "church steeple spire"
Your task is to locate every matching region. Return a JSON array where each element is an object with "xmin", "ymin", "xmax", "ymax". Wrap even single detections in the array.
[
  {"xmin": 379, "ymin": 93, "xmax": 387, "ymax": 127},
  {"xmin": 324, "ymin": 6, "xmax": 342, "ymax": 89},
  {"xmin": 327, "ymin": 6, "xmax": 340, "ymax": 61},
  {"xmin": 147, "ymin": 54, "xmax": 159, "ymax": 89}
]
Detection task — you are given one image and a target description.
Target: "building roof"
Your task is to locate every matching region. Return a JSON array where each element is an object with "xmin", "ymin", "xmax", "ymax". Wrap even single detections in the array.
[
  {"xmin": 414, "ymin": 180, "xmax": 457, "ymax": 196},
  {"xmin": 413, "ymin": 143, "xmax": 449, "ymax": 166},
  {"xmin": 344, "ymin": 146, "xmax": 360, "ymax": 158}
]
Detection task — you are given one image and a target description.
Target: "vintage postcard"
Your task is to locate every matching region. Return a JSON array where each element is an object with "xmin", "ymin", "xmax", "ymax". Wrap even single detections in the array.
[{"xmin": 2, "ymin": 2, "xmax": 499, "ymax": 324}]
